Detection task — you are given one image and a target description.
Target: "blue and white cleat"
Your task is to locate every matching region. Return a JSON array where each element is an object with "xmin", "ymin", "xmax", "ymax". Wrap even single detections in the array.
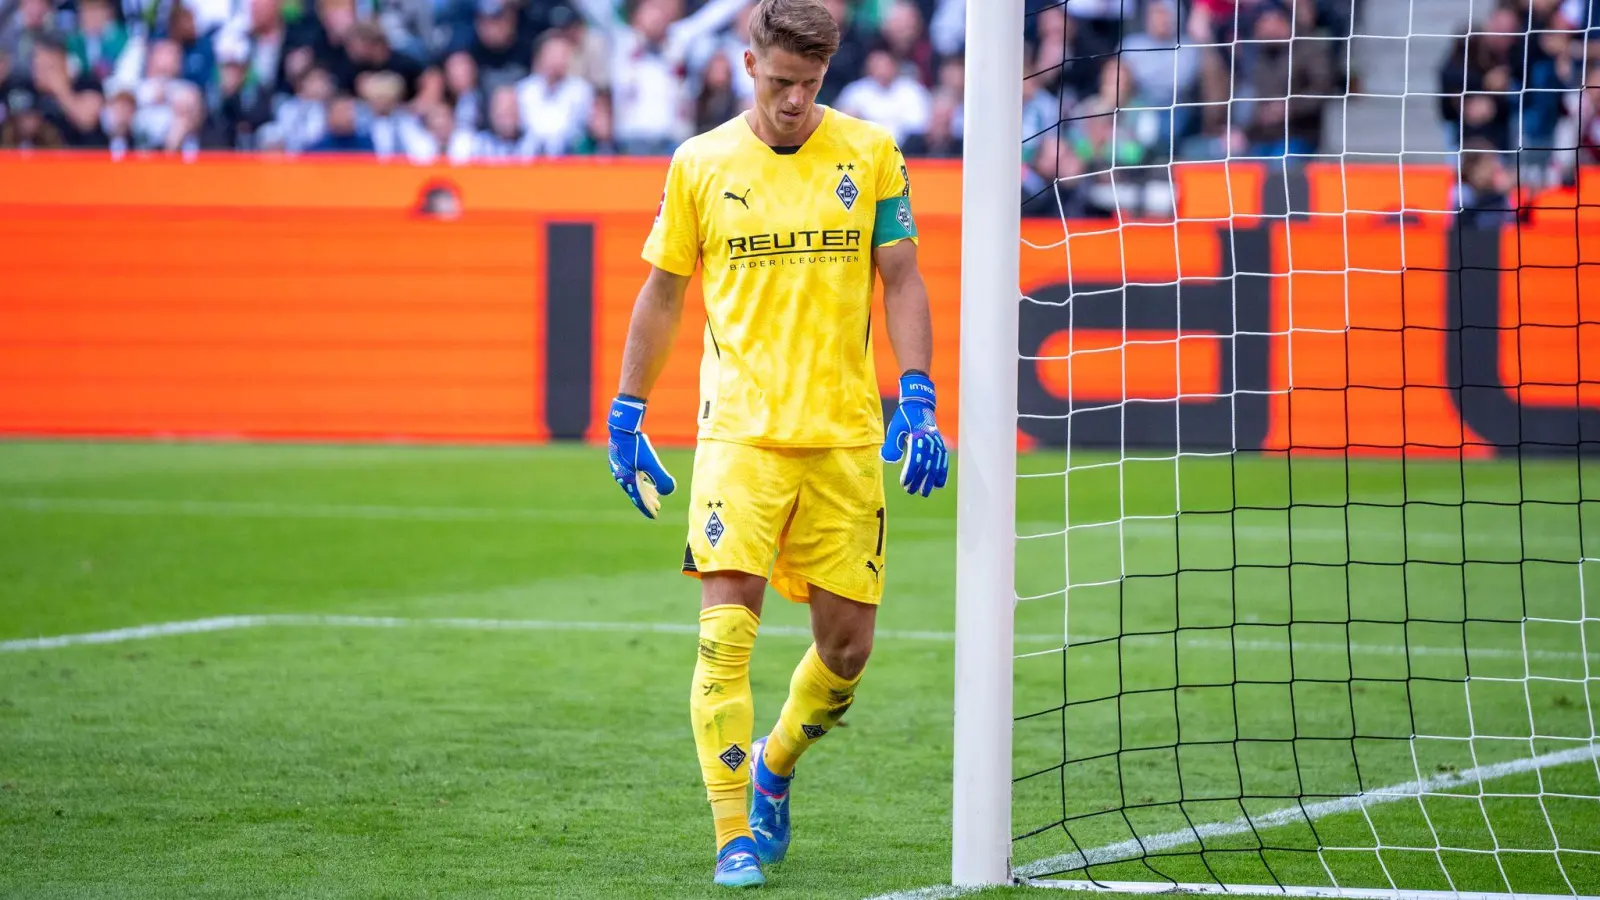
[
  {"xmin": 748, "ymin": 736, "xmax": 792, "ymax": 865},
  {"xmin": 714, "ymin": 835, "xmax": 766, "ymax": 888}
]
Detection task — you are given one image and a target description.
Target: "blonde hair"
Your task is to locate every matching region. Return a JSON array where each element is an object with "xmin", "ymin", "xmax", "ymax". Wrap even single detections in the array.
[{"xmin": 749, "ymin": 0, "xmax": 840, "ymax": 62}]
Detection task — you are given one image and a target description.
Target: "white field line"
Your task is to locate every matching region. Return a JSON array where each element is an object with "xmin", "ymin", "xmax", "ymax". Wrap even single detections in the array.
[
  {"xmin": 1, "ymin": 615, "xmax": 1595, "ymax": 664},
  {"xmin": 865, "ymin": 743, "xmax": 1600, "ymax": 900}
]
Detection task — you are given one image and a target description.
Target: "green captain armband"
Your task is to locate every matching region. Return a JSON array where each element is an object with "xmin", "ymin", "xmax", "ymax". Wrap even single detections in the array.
[{"xmin": 872, "ymin": 196, "xmax": 918, "ymax": 247}]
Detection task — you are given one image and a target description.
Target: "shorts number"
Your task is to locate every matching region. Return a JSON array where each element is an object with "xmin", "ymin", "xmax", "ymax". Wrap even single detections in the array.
[{"xmin": 874, "ymin": 507, "xmax": 885, "ymax": 557}]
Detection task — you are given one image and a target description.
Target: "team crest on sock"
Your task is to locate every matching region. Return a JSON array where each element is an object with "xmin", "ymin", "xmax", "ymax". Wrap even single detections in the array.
[
  {"xmin": 718, "ymin": 743, "xmax": 747, "ymax": 772},
  {"xmin": 801, "ymin": 724, "xmax": 828, "ymax": 740}
]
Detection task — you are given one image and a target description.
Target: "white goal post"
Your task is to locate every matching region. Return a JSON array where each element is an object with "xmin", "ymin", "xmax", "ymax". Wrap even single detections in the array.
[
  {"xmin": 952, "ymin": 0, "xmax": 1600, "ymax": 896},
  {"xmin": 953, "ymin": 0, "xmax": 1025, "ymax": 888}
]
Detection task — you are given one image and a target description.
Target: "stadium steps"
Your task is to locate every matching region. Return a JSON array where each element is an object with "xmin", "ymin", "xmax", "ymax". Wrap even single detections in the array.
[{"xmin": 1330, "ymin": 0, "xmax": 1476, "ymax": 160}]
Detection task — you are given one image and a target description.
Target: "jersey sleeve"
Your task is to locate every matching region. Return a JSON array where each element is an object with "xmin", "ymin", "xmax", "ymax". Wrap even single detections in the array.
[
  {"xmin": 642, "ymin": 148, "xmax": 701, "ymax": 275},
  {"xmin": 871, "ymin": 137, "xmax": 918, "ymax": 248}
]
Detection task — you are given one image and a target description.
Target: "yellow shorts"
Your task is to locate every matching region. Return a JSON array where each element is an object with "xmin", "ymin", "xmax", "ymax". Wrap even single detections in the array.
[{"xmin": 682, "ymin": 440, "xmax": 887, "ymax": 605}]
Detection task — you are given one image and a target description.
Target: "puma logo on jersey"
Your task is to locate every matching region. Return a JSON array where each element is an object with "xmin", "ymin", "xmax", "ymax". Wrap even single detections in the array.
[
  {"xmin": 865, "ymin": 560, "xmax": 881, "ymax": 580},
  {"xmin": 723, "ymin": 189, "xmax": 751, "ymax": 209}
]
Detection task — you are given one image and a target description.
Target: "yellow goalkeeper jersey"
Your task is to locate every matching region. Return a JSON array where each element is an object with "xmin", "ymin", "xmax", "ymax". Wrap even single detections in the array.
[{"xmin": 642, "ymin": 107, "xmax": 918, "ymax": 448}]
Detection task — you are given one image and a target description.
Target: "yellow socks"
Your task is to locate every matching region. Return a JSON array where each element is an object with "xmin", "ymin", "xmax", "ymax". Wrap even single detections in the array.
[
  {"xmin": 689, "ymin": 604, "xmax": 759, "ymax": 850},
  {"xmin": 763, "ymin": 644, "xmax": 862, "ymax": 777}
]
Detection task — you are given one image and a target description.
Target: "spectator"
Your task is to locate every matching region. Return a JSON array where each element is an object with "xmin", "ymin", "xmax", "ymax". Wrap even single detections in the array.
[
  {"xmin": 1029, "ymin": 4, "xmax": 1095, "ymax": 102},
  {"xmin": 901, "ymin": 87, "xmax": 960, "ymax": 157},
  {"xmin": 373, "ymin": 0, "xmax": 439, "ymax": 61},
  {"xmin": 557, "ymin": 6, "xmax": 610, "ymax": 91},
  {"xmin": 468, "ymin": 0, "xmax": 533, "ymax": 96},
  {"xmin": 67, "ymin": 0, "xmax": 129, "ymax": 84},
  {"xmin": 687, "ymin": 0, "xmax": 753, "ymax": 107},
  {"xmin": 28, "ymin": 34, "xmax": 104, "ymax": 145},
  {"xmin": 928, "ymin": 0, "xmax": 962, "ymax": 58},
  {"xmin": 1068, "ymin": 96, "xmax": 1143, "ymax": 216},
  {"xmin": 874, "ymin": 0, "xmax": 933, "ymax": 86},
  {"xmin": 160, "ymin": 79, "xmax": 225, "ymax": 155},
  {"xmin": 215, "ymin": 0, "xmax": 290, "ymax": 97},
  {"xmin": 1575, "ymin": 59, "xmax": 1600, "ymax": 164},
  {"xmin": 339, "ymin": 21, "xmax": 434, "ymax": 103},
  {"xmin": 1438, "ymin": 7, "xmax": 1522, "ymax": 150},
  {"xmin": 443, "ymin": 49, "xmax": 483, "ymax": 131},
  {"xmin": 0, "ymin": 0, "xmax": 61, "ymax": 81},
  {"xmin": 607, "ymin": 0, "xmax": 692, "ymax": 153},
  {"xmin": 818, "ymin": 0, "xmax": 871, "ymax": 106},
  {"xmin": 0, "ymin": 83, "xmax": 65, "ymax": 146},
  {"xmin": 102, "ymin": 81, "xmax": 137, "ymax": 154},
  {"xmin": 164, "ymin": 2, "xmax": 219, "ymax": 89},
  {"xmin": 1520, "ymin": 9, "xmax": 1580, "ymax": 160},
  {"xmin": 693, "ymin": 46, "xmax": 740, "ymax": 133},
  {"xmin": 1454, "ymin": 138, "xmax": 1518, "ymax": 229},
  {"xmin": 1021, "ymin": 132, "xmax": 1087, "ymax": 218},
  {"xmin": 1120, "ymin": 0, "xmax": 1201, "ymax": 112},
  {"xmin": 463, "ymin": 81, "xmax": 531, "ymax": 159},
  {"xmin": 308, "ymin": 92, "xmax": 374, "ymax": 151},
  {"xmin": 415, "ymin": 178, "xmax": 462, "ymax": 217},
  {"xmin": 259, "ymin": 65, "xmax": 332, "ymax": 151},
  {"xmin": 517, "ymin": 31, "xmax": 592, "ymax": 155},
  {"xmin": 573, "ymin": 86, "xmax": 615, "ymax": 153},
  {"xmin": 1020, "ymin": 73, "xmax": 1065, "ymax": 159},
  {"xmin": 361, "ymin": 68, "xmax": 424, "ymax": 158},
  {"xmin": 407, "ymin": 101, "xmax": 471, "ymax": 162},
  {"xmin": 132, "ymin": 37, "xmax": 183, "ymax": 146},
  {"xmin": 1064, "ymin": 0, "xmax": 1125, "ymax": 64},
  {"xmin": 1099, "ymin": 62, "xmax": 1161, "ymax": 160},
  {"xmin": 285, "ymin": 0, "xmax": 356, "ymax": 83},
  {"xmin": 211, "ymin": 39, "xmax": 274, "ymax": 147},
  {"xmin": 836, "ymin": 47, "xmax": 930, "ymax": 144},
  {"xmin": 1233, "ymin": 0, "xmax": 1335, "ymax": 157}
]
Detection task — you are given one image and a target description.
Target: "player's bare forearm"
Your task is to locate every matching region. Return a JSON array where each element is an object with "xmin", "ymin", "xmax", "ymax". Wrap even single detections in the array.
[
  {"xmin": 617, "ymin": 267, "xmax": 691, "ymax": 398},
  {"xmin": 876, "ymin": 240, "xmax": 933, "ymax": 375}
]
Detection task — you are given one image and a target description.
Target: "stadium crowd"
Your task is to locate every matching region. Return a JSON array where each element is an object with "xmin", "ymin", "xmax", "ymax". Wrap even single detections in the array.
[{"xmin": 0, "ymin": 0, "xmax": 1361, "ymax": 163}]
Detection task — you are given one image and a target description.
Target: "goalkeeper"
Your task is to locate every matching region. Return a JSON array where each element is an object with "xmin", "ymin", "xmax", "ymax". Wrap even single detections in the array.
[{"xmin": 605, "ymin": 0, "xmax": 947, "ymax": 888}]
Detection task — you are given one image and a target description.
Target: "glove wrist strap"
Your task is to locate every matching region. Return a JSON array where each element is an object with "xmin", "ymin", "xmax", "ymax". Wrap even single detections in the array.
[
  {"xmin": 609, "ymin": 395, "xmax": 647, "ymax": 433},
  {"xmin": 898, "ymin": 372, "xmax": 936, "ymax": 409}
]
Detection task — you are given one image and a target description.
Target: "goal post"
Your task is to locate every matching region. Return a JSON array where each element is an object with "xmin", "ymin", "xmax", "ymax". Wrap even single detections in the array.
[
  {"xmin": 953, "ymin": 0, "xmax": 1600, "ymax": 896},
  {"xmin": 952, "ymin": 0, "xmax": 1026, "ymax": 888}
]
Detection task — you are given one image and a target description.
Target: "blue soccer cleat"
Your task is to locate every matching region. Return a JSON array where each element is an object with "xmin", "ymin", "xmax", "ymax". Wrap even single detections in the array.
[
  {"xmin": 748, "ymin": 736, "xmax": 792, "ymax": 865},
  {"xmin": 714, "ymin": 835, "xmax": 766, "ymax": 888}
]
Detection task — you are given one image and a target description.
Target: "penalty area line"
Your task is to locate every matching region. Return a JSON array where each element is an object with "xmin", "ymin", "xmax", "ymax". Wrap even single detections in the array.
[
  {"xmin": 1, "ymin": 615, "xmax": 1595, "ymax": 663},
  {"xmin": 864, "ymin": 743, "xmax": 1600, "ymax": 900},
  {"xmin": 0, "ymin": 614, "xmax": 992, "ymax": 652}
]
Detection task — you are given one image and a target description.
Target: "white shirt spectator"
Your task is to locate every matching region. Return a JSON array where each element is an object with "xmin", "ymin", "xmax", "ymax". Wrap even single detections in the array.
[
  {"xmin": 407, "ymin": 129, "xmax": 475, "ymax": 164},
  {"xmin": 368, "ymin": 110, "xmax": 427, "ymax": 160},
  {"xmin": 930, "ymin": 0, "xmax": 964, "ymax": 57},
  {"xmin": 837, "ymin": 52, "xmax": 933, "ymax": 145},
  {"xmin": 464, "ymin": 128, "xmax": 534, "ymax": 161},
  {"xmin": 610, "ymin": 31, "xmax": 691, "ymax": 146},
  {"xmin": 516, "ymin": 72, "xmax": 594, "ymax": 156},
  {"xmin": 261, "ymin": 95, "xmax": 327, "ymax": 151},
  {"xmin": 1120, "ymin": 1, "xmax": 1200, "ymax": 108},
  {"xmin": 572, "ymin": 0, "xmax": 746, "ymax": 148}
]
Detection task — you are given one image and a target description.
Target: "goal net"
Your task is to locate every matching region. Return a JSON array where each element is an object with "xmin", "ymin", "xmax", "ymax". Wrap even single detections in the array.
[{"xmin": 956, "ymin": 0, "xmax": 1600, "ymax": 896}]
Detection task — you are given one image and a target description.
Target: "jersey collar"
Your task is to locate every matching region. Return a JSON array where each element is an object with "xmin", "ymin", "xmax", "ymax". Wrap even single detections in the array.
[{"xmin": 742, "ymin": 105, "xmax": 832, "ymax": 157}]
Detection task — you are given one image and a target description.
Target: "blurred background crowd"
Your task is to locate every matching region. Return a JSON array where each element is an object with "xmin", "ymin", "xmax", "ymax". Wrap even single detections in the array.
[
  {"xmin": 2, "ymin": 0, "xmax": 1598, "ymax": 215},
  {"xmin": 0, "ymin": 0, "xmax": 1358, "ymax": 163}
]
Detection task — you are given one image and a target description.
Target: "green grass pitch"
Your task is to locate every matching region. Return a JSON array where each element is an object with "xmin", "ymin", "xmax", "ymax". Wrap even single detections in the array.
[{"xmin": 1, "ymin": 441, "xmax": 1597, "ymax": 899}]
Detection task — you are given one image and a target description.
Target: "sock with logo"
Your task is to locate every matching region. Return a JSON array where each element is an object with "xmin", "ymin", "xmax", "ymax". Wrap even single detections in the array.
[
  {"xmin": 763, "ymin": 643, "xmax": 862, "ymax": 778},
  {"xmin": 690, "ymin": 603, "xmax": 759, "ymax": 851}
]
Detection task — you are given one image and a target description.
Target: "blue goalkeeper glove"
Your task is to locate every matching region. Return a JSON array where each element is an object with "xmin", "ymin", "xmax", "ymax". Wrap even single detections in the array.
[
  {"xmin": 607, "ymin": 394, "xmax": 677, "ymax": 519},
  {"xmin": 880, "ymin": 370, "xmax": 949, "ymax": 497}
]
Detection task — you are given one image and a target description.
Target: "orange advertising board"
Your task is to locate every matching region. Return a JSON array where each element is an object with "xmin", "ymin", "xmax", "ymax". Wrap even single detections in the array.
[{"xmin": 1, "ymin": 152, "xmax": 1597, "ymax": 455}]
